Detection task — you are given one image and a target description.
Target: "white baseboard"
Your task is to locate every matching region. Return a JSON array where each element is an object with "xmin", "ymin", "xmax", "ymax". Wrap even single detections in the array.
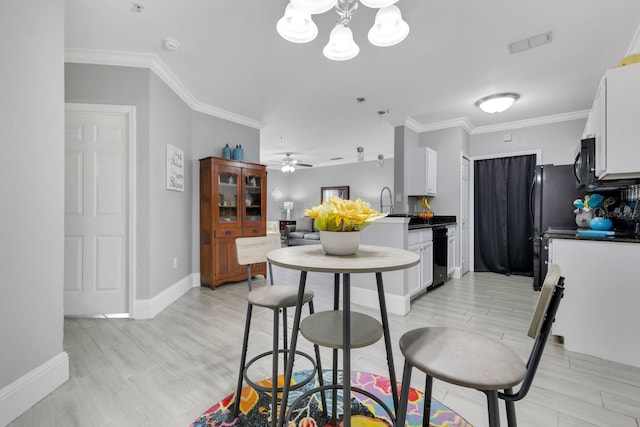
[
  {"xmin": 350, "ymin": 286, "xmax": 410, "ymax": 316},
  {"xmin": 191, "ymin": 272, "xmax": 201, "ymax": 288},
  {"xmin": 0, "ymin": 352, "xmax": 69, "ymax": 426},
  {"xmin": 133, "ymin": 274, "xmax": 195, "ymax": 319},
  {"xmin": 452, "ymin": 267, "xmax": 462, "ymax": 279}
]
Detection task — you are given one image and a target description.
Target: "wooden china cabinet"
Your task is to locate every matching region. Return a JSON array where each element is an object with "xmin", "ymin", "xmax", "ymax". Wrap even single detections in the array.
[{"xmin": 199, "ymin": 157, "xmax": 267, "ymax": 288}]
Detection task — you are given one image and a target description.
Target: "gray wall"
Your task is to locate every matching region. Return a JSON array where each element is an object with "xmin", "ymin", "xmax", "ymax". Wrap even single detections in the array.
[
  {"xmin": 66, "ymin": 63, "xmax": 261, "ymax": 295},
  {"xmin": 65, "ymin": 63, "xmax": 154, "ymax": 299},
  {"xmin": 148, "ymin": 74, "xmax": 193, "ymax": 297},
  {"xmin": 469, "ymin": 119, "xmax": 586, "ymax": 165},
  {"xmin": 0, "ymin": 0, "xmax": 65, "ymax": 390},
  {"xmin": 266, "ymin": 160, "xmax": 394, "ymax": 221}
]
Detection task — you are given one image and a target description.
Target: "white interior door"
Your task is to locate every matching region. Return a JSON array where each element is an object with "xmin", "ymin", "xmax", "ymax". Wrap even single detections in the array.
[
  {"xmin": 64, "ymin": 106, "xmax": 129, "ymax": 315},
  {"xmin": 460, "ymin": 156, "xmax": 470, "ymax": 275}
]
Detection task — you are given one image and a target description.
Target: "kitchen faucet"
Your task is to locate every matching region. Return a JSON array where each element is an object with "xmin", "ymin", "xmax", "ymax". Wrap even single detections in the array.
[{"xmin": 380, "ymin": 186, "xmax": 394, "ymax": 214}]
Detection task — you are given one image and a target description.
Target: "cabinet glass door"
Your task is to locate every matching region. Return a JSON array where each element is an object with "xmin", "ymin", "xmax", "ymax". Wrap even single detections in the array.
[
  {"xmin": 244, "ymin": 170, "xmax": 264, "ymax": 224},
  {"xmin": 217, "ymin": 171, "xmax": 239, "ymax": 224}
]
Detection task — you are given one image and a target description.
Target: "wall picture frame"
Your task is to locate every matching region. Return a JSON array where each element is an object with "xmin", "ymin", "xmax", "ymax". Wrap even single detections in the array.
[
  {"xmin": 166, "ymin": 144, "xmax": 184, "ymax": 192},
  {"xmin": 321, "ymin": 185, "xmax": 349, "ymax": 202}
]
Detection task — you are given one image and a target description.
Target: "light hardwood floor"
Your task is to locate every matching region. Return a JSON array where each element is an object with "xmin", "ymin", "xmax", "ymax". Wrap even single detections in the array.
[{"xmin": 9, "ymin": 269, "xmax": 640, "ymax": 427}]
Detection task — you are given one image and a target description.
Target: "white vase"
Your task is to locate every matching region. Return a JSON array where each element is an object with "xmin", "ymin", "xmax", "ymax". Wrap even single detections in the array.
[
  {"xmin": 575, "ymin": 211, "xmax": 593, "ymax": 228},
  {"xmin": 320, "ymin": 230, "xmax": 361, "ymax": 256}
]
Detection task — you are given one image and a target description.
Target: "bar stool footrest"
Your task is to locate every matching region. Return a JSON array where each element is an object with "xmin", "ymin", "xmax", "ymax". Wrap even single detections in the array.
[{"xmin": 243, "ymin": 349, "xmax": 317, "ymax": 393}]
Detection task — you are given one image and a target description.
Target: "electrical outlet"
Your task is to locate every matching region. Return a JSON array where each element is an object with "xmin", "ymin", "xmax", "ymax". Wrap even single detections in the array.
[{"xmin": 173, "ymin": 257, "xmax": 178, "ymax": 269}]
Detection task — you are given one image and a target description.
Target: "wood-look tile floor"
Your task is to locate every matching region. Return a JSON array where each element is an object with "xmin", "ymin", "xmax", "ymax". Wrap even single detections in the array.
[{"xmin": 9, "ymin": 270, "xmax": 640, "ymax": 427}]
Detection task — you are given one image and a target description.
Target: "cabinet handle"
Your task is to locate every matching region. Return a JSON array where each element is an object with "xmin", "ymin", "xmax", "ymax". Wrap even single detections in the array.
[
  {"xmin": 253, "ymin": 229, "xmax": 258, "ymax": 234},
  {"xmin": 225, "ymin": 231, "xmax": 231, "ymax": 236}
]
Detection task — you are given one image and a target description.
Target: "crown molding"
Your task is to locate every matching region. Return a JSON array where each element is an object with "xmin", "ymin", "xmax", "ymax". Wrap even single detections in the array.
[
  {"xmin": 418, "ymin": 117, "xmax": 474, "ymax": 133},
  {"xmin": 470, "ymin": 110, "xmax": 589, "ymax": 135},
  {"xmin": 404, "ymin": 117, "xmax": 423, "ymax": 133},
  {"xmin": 405, "ymin": 110, "xmax": 589, "ymax": 135},
  {"xmin": 64, "ymin": 48, "xmax": 265, "ymax": 129}
]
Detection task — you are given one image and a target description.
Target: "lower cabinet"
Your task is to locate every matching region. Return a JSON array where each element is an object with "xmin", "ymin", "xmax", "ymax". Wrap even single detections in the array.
[
  {"xmin": 447, "ymin": 225, "xmax": 456, "ymax": 277},
  {"xmin": 549, "ymin": 238, "xmax": 640, "ymax": 368},
  {"xmin": 407, "ymin": 229, "xmax": 433, "ymax": 297}
]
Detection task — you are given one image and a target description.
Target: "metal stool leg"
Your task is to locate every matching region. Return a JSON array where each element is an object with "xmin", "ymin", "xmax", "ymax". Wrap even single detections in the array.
[
  {"xmin": 271, "ymin": 308, "xmax": 279, "ymax": 427},
  {"xmin": 503, "ymin": 388, "xmax": 517, "ymax": 427},
  {"xmin": 308, "ymin": 300, "xmax": 327, "ymax": 416},
  {"xmin": 422, "ymin": 376, "xmax": 433, "ymax": 427},
  {"xmin": 486, "ymin": 390, "xmax": 501, "ymax": 427},
  {"xmin": 395, "ymin": 360, "xmax": 413, "ymax": 427},
  {"xmin": 233, "ymin": 303, "xmax": 253, "ymax": 419},
  {"xmin": 282, "ymin": 308, "xmax": 288, "ymax": 371},
  {"xmin": 332, "ymin": 273, "xmax": 340, "ymax": 425},
  {"xmin": 376, "ymin": 272, "xmax": 399, "ymax": 413}
]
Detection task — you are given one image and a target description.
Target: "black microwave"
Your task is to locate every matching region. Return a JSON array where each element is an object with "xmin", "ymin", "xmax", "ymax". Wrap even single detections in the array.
[
  {"xmin": 574, "ymin": 137, "xmax": 639, "ymax": 190},
  {"xmin": 574, "ymin": 137, "xmax": 595, "ymax": 190}
]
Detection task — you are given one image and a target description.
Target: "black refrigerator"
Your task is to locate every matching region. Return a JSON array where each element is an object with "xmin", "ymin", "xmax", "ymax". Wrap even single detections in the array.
[{"xmin": 531, "ymin": 164, "xmax": 585, "ymax": 290}]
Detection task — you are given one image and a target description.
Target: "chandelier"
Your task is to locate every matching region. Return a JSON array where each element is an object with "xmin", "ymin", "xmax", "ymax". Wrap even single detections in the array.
[{"xmin": 277, "ymin": 0, "xmax": 410, "ymax": 61}]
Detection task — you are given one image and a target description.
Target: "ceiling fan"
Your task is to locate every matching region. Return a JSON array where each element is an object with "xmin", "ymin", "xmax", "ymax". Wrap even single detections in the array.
[{"xmin": 271, "ymin": 153, "xmax": 313, "ymax": 173}]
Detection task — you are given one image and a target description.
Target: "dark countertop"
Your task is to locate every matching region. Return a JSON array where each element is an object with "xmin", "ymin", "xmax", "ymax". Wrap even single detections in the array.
[
  {"xmin": 409, "ymin": 221, "xmax": 457, "ymax": 230},
  {"xmin": 545, "ymin": 232, "xmax": 640, "ymax": 244},
  {"xmin": 386, "ymin": 214, "xmax": 457, "ymax": 230}
]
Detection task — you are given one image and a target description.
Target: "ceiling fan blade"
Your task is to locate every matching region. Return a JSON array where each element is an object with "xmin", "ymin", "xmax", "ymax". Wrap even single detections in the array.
[{"xmin": 297, "ymin": 162, "xmax": 313, "ymax": 167}]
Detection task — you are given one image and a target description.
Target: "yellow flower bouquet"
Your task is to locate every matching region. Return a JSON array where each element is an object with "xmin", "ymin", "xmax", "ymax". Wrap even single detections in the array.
[{"xmin": 304, "ymin": 196, "xmax": 388, "ymax": 232}]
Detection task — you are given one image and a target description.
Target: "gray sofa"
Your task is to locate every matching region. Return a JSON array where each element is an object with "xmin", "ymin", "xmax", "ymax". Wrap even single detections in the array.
[{"xmin": 284, "ymin": 217, "xmax": 321, "ymax": 246}]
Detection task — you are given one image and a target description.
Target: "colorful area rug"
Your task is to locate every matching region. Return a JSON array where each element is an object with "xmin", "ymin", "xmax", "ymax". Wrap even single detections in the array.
[{"xmin": 191, "ymin": 370, "xmax": 472, "ymax": 427}]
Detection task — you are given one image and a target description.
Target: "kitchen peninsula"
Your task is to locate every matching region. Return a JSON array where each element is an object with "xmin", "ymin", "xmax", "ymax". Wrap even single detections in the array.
[
  {"xmin": 350, "ymin": 215, "xmax": 456, "ymax": 315},
  {"xmin": 547, "ymin": 234, "xmax": 640, "ymax": 368}
]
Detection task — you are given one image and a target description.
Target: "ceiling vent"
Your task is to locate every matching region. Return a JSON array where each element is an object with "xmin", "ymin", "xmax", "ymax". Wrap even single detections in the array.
[{"xmin": 509, "ymin": 31, "xmax": 552, "ymax": 54}]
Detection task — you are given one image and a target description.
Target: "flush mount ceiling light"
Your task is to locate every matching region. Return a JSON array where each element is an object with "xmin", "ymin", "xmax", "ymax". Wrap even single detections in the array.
[
  {"xmin": 475, "ymin": 93, "xmax": 520, "ymax": 114},
  {"xmin": 277, "ymin": 0, "xmax": 410, "ymax": 61}
]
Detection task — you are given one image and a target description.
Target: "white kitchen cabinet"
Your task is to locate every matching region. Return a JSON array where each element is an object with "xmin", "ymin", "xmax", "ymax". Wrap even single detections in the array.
[
  {"xmin": 407, "ymin": 229, "xmax": 433, "ymax": 297},
  {"xmin": 426, "ymin": 147, "xmax": 437, "ymax": 196},
  {"xmin": 549, "ymin": 238, "xmax": 640, "ymax": 368},
  {"xmin": 407, "ymin": 147, "xmax": 437, "ymax": 196},
  {"xmin": 593, "ymin": 63, "xmax": 640, "ymax": 179},
  {"xmin": 447, "ymin": 225, "xmax": 456, "ymax": 277}
]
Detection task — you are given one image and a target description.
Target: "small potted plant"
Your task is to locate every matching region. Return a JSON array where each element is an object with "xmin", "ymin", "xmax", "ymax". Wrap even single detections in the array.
[{"xmin": 304, "ymin": 196, "xmax": 387, "ymax": 255}]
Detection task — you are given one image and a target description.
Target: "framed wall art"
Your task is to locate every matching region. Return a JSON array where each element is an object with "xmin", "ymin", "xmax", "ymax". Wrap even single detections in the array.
[
  {"xmin": 166, "ymin": 144, "xmax": 184, "ymax": 192},
  {"xmin": 321, "ymin": 185, "xmax": 349, "ymax": 202}
]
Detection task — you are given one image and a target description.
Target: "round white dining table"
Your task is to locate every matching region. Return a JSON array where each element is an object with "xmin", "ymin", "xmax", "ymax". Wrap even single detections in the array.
[{"xmin": 267, "ymin": 244, "xmax": 419, "ymax": 427}]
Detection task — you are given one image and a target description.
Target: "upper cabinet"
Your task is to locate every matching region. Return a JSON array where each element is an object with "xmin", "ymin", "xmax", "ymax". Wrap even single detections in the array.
[
  {"xmin": 407, "ymin": 147, "xmax": 438, "ymax": 196},
  {"xmin": 587, "ymin": 63, "xmax": 640, "ymax": 180}
]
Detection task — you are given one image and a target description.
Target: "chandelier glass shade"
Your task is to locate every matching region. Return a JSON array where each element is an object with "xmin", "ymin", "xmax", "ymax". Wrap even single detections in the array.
[
  {"xmin": 276, "ymin": 4, "xmax": 318, "ymax": 43},
  {"xmin": 323, "ymin": 24, "xmax": 360, "ymax": 61},
  {"xmin": 277, "ymin": 0, "xmax": 410, "ymax": 61},
  {"xmin": 360, "ymin": 0, "xmax": 398, "ymax": 7},
  {"xmin": 368, "ymin": 5, "xmax": 409, "ymax": 47}
]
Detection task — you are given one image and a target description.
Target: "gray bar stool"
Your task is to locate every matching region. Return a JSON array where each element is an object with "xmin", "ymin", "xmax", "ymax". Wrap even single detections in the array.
[
  {"xmin": 232, "ymin": 235, "xmax": 325, "ymax": 427},
  {"xmin": 396, "ymin": 264, "xmax": 565, "ymax": 427}
]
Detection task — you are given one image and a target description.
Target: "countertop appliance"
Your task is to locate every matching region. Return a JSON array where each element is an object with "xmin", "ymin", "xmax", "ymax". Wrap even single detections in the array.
[
  {"xmin": 531, "ymin": 164, "xmax": 586, "ymax": 290},
  {"xmin": 431, "ymin": 226, "xmax": 448, "ymax": 289}
]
